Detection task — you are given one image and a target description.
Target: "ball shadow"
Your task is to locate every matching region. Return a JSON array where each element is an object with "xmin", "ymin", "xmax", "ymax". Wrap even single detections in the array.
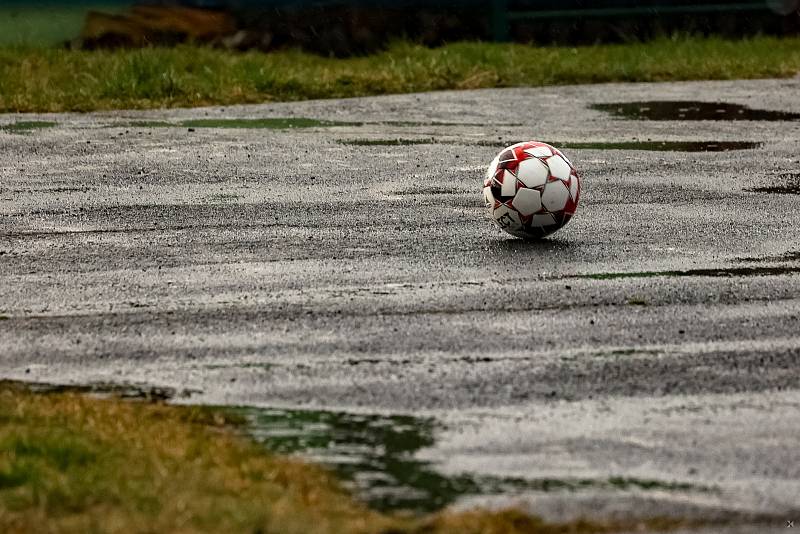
[{"xmin": 487, "ymin": 236, "xmax": 575, "ymax": 258}]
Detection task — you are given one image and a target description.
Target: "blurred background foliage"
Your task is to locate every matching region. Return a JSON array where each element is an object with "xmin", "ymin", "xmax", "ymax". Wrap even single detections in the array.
[{"xmin": 1, "ymin": 1, "xmax": 798, "ymax": 55}]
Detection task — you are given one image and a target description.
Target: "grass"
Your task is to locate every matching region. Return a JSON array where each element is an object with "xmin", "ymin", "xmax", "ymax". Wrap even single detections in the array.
[
  {"xmin": 0, "ymin": 380, "xmax": 705, "ymax": 534},
  {"xmin": 0, "ymin": 381, "xmax": 392, "ymax": 534},
  {"xmin": 1, "ymin": 36, "xmax": 799, "ymax": 112},
  {"xmin": 0, "ymin": 120, "xmax": 57, "ymax": 133}
]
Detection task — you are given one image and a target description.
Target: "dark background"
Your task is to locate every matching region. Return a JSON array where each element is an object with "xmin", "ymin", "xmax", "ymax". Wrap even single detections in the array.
[{"xmin": 2, "ymin": 1, "xmax": 799, "ymax": 55}]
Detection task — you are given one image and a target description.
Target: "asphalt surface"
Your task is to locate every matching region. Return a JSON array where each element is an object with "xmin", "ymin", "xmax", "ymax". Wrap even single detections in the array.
[{"xmin": 2, "ymin": 78, "xmax": 799, "ymax": 530}]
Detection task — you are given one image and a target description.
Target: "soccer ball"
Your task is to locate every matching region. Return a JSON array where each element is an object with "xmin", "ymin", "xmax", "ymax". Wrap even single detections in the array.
[{"xmin": 483, "ymin": 141, "xmax": 580, "ymax": 239}]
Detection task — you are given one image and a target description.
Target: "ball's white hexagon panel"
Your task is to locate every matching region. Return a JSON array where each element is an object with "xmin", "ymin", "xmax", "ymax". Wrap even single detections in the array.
[
  {"xmin": 546, "ymin": 155, "xmax": 571, "ymax": 181},
  {"xmin": 523, "ymin": 145, "xmax": 552, "ymax": 158},
  {"xmin": 492, "ymin": 204, "xmax": 523, "ymax": 231},
  {"xmin": 569, "ymin": 175, "xmax": 579, "ymax": 202},
  {"xmin": 541, "ymin": 180, "xmax": 569, "ymax": 211},
  {"xmin": 483, "ymin": 186, "xmax": 495, "ymax": 208},
  {"xmin": 530, "ymin": 213, "xmax": 557, "ymax": 227},
  {"xmin": 516, "ymin": 157, "xmax": 549, "ymax": 188},
  {"xmin": 554, "ymin": 148, "xmax": 573, "ymax": 167},
  {"xmin": 485, "ymin": 155, "xmax": 499, "ymax": 181},
  {"xmin": 512, "ymin": 187, "xmax": 542, "ymax": 216},
  {"xmin": 500, "ymin": 169, "xmax": 517, "ymax": 197}
]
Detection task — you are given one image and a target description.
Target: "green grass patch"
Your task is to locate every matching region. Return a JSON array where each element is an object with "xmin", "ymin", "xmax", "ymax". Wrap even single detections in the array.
[
  {"xmin": 0, "ymin": 120, "xmax": 57, "ymax": 133},
  {"xmin": 0, "ymin": 380, "xmax": 393, "ymax": 533},
  {"xmin": 0, "ymin": 380, "xmax": 708, "ymax": 534},
  {"xmin": 1, "ymin": 36, "xmax": 800, "ymax": 112}
]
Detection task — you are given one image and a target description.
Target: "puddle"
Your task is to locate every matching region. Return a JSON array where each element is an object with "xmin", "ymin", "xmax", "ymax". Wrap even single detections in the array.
[
  {"xmin": 557, "ymin": 141, "xmax": 761, "ymax": 152},
  {"xmin": 592, "ymin": 349, "xmax": 662, "ymax": 358},
  {"xmin": 237, "ymin": 406, "xmax": 714, "ymax": 514},
  {"xmin": 339, "ymin": 138, "xmax": 438, "ymax": 146},
  {"xmin": 749, "ymin": 184, "xmax": 800, "ymax": 194},
  {"xmin": 128, "ymin": 118, "xmax": 363, "ymax": 129},
  {"xmin": 128, "ymin": 120, "xmax": 174, "ymax": 128},
  {"xmin": 0, "ymin": 121, "xmax": 57, "ymax": 133},
  {"xmin": 237, "ymin": 407, "xmax": 461, "ymax": 513},
  {"xmin": 393, "ymin": 186, "xmax": 464, "ymax": 195},
  {"xmin": 745, "ymin": 172, "xmax": 800, "ymax": 194},
  {"xmin": 201, "ymin": 362, "xmax": 275, "ymax": 371},
  {"xmin": 577, "ymin": 265, "xmax": 800, "ymax": 280},
  {"xmin": 8, "ymin": 379, "xmax": 191, "ymax": 401},
  {"xmin": 591, "ymin": 101, "xmax": 800, "ymax": 121},
  {"xmin": 205, "ymin": 193, "xmax": 243, "ymax": 203},
  {"xmin": 127, "ymin": 119, "xmax": 490, "ymax": 130},
  {"xmin": 736, "ymin": 250, "xmax": 800, "ymax": 263},
  {"xmin": 3, "ymin": 379, "xmax": 713, "ymax": 513}
]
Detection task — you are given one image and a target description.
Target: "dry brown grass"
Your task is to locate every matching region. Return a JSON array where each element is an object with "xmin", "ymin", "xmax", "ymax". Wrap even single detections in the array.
[
  {"xmin": 0, "ymin": 381, "xmax": 700, "ymax": 534},
  {"xmin": 0, "ymin": 381, "xmax": 394, "ymax": 534}
]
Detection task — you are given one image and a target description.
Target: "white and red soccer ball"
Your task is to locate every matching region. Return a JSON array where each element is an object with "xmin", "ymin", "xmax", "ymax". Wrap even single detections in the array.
[{"xmin": 483, "ymin": 141, "xmax": 581, "ymax": 239}]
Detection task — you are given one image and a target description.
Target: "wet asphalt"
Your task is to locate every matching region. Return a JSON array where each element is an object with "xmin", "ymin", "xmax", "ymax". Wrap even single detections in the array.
[{"xmin": 1, "ymin": 77, "xmax": 799, "ymax": 530}]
